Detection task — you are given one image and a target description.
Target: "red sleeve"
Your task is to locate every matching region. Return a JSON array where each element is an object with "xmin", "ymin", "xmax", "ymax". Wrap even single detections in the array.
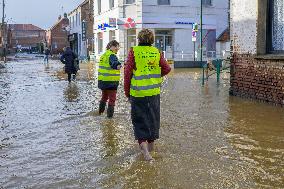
[
  {"xmin": 160, "ymin": 52, "xmax": 171, "ymax": 76},
  {"xmin": 124, "ymin": 48, "xmax": 135, "ymax": 98}
]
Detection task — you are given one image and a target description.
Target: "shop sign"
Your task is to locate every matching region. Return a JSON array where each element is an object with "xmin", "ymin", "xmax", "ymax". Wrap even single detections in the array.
[
  {"xmin": 98, "ymin": 20, "xmax": 117, "ymax": 31},
  {"xmin": 98, "ymin": 32, "xmax": 103, "ymax": 39},
  {"xmin": 192, "ymin": 23, "xmax": 198, "ymax": 42},
  {"xmin": 82, "ymin": 21, "xmax": 87, "ymax": 41},
  {"xmin": 109, "ymin": 18, "xmax": 117, "ymax": 27},
  {"xmin": 175, "ymin": 21, "xmax": 193, "ymax": 25},
  {"xmin": 124, "ymin": 18, "xmax": 136, "ymax": 29},
  {"xmin": 192, "ymin": 31, "xmax": 197, "ymax": 42}
]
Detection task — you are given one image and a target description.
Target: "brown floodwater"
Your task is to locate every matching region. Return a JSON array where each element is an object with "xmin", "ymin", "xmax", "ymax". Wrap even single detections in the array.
[{"xmin": 0, "ymin": 58, "xmax": 283, "ymax": 188}]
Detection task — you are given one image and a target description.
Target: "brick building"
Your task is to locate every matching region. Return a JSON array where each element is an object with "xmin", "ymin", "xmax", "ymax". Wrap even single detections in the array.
[
  {"xmin": 8, "ymin": 24, "xmax": 46, "ymax": 53},
  {"xmin": 46, "ymin": 15, "xmax": 69, "ymax": 54},
  {"xmin": 68, "ymin": 0, "xmax": 94, "ymax": 59},
  {"xmin": 0, "ymin": 23, "xmax": 11, "ymax": 55},
  {"xmin": 230, "ymin": 0, "xmax": 284, "ymax": 106}
]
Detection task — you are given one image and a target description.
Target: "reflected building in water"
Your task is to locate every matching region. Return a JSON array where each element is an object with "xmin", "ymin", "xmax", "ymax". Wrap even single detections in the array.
[{"xmin": 225, "ymin": 97, "xmax": 284, "ymax": 188}]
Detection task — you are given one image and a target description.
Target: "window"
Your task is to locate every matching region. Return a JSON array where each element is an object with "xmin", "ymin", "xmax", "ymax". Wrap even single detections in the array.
[
  {"xmin": 267, "ymin": 0, "xmax": 284, "ymax": 53},
  {"xmin": 69, "ymin": 17, "xmax": 72, "ymax": 29},
  {"xmin": 79, "ymin": 34, "xmax": 81, "ymax": 55},
  {"xmin": 98, "ymin": 33, "xmax": 103, "ymax": 53},
  {"xmin": 76, "ymin": 13, "xmax": 78, "ymax": 26},
  {"xmin": 72, "ymin": 16, "xmax": 75, "ymax": 27},
  {"xmin": 127, "ymin": 29, "xmax": 136, "ymax": 51},
  {"xmin": 78, "ymin": 12, "xmax": 81, "ymax": 25},
  {"xmin": 125, "ymin": 0, "xmax": 135, "ymax": 4},
  {"xmin": 98, "ymin": 0, "xmax": 101, "ymax": 14},
  {"xmin": 202, "ymin": 0, "xmax": 212, "ymax": 6},
  {"xmin": 109, "ymin": 30, "xmax": 116, "ymax": 41},
  {"xmin": 158, "ymin": 0, "xmax": 170, "ymax": 5},
  {"xmin": 110, "ymin": 0, "xmax": 114, "ymax": 9}
]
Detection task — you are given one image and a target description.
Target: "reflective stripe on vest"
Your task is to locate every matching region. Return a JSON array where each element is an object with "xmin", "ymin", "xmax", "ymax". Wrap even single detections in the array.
[
  {"xmin": 98, "ymin": 50, "xmax": 120, "ymax": 82},
  {"xmin": 130, "ymin": 46, "xmax": 161, "ymax": 97}
]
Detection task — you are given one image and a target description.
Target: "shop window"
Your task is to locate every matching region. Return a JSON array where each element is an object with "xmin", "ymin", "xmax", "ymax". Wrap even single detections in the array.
[
  {"xmin": 98, "ymin": 33, "xmax": 103, "ymax": 53},
  {"xmin": 125, "ymin": 0, "xmax": 135, "ymax": 4},
  {"xmin": 202, "ymin": 0, "xmax": 212, "ymax": 6},
  {"xmin": 110, "ymin": 0, "xmax": 114, "ymax": 9},
  {"xmin": 127, "ymin": 29, "xmax": 136, "ymax": 51},
  {"xmin": 158, "ymin": 0, "xmax": 170, "ymax": 5},
  {"xmin": 109, "ymin": 30, "xmax": 116, "ymax": 41},
  {"xmin": 267, "ymin": 0, "xmax": 284, "ymax": 53}
]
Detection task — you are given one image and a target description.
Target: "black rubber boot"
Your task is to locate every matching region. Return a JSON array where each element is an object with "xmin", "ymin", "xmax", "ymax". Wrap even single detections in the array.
[
  {"xmin": 99, "ymin": 101, "xmax": 106, "ymax": 114},
  {"xmin": 107, "ymin": 105, "xmax": 114, "ymax": 118}
]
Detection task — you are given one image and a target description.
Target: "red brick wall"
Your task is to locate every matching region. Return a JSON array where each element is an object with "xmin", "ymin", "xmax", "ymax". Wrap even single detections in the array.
[
  {"xmin": 10, "ymin": 30, "xmax": 46, "ymax": 49},
  {"xmin": 49, "ymin": 18, "xmax": 69, "ymax": 54},
  {"xmin": 230, "ymin": 53, "xmax": 284, "ymax": 106}
]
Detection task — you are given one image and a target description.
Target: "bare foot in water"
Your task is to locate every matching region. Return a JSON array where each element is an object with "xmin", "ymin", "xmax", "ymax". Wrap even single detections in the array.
[
  {"xmin": 148, "ymin": 142, "xmax": 154, "ymax": 152},
  {"xmin": 140, "ymin": 142, "xmax": 154, "ymax": 161}
]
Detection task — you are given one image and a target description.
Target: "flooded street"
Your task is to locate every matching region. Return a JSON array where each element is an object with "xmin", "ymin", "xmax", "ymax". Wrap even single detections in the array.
[{"xmin": 0, "ymin": 58, "xmax": 283, "ymax": 189}]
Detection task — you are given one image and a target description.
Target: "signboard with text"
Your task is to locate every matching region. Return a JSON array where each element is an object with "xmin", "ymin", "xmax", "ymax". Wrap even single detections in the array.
[
  {"xmin": 192, "ymin": 23, "xmax": 198, "ymax": 42},
  {"xmin": 82, "ymin": 21, "xmax": 87, "ymax": 41}
]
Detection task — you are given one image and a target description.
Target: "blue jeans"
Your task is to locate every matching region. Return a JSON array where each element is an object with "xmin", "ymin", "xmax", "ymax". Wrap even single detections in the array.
[{"xmin": 44, "ymin": 55, "xmax": 49, "ymax": 63}]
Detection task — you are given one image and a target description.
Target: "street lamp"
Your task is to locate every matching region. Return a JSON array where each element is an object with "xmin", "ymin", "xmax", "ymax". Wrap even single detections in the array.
[
  {"xmin": 1, "ymin": 0, "xmax": 6, "ymax": 62},
  {"xmin": 201, "ymin": 0, "xmax": 205, "ymax": 86}
]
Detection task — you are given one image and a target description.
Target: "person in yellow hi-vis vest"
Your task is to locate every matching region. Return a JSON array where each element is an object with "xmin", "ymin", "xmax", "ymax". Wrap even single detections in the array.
[
  {"xmin": 98, "ymin": 40, "xmax": 122, "ymax": 118},
  {"xmin": 124, "ymin": 29, "xmax": 171, "ymax": 161}
]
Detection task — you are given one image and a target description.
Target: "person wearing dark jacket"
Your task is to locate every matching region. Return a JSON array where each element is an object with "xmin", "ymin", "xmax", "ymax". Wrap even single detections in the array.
[
  {"xmin": 44, "ymin": 48, "xmax": 51, "ymax": 64},
  {"xmin": 60, "ymin": 47, "xmax": 79, "ymax": 83},
  {"xmin": 124, "ymin": 29, "xmax": 171, "ymax": 161},
  {"xmin": 98, "ymin": 40, "xmax": 122, "ymax": 118}
]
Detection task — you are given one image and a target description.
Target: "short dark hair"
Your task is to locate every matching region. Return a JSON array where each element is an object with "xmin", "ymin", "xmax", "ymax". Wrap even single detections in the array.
[
  {"xmin": 138, "ymin": 29, "xmax": 154, "ymax": 45},
  {"xmin": 106, "ymin": 40, "xmax": 119, "ymax": 50}
]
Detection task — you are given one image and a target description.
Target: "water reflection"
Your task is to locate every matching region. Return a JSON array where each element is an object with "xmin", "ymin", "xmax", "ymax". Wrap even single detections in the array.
[
  {"xmin": 100, "ymin": 119, "xmax": 120, "ymax": 158},
  {"xmin": 1, "ymin": 61, "xmax": 283, "ymax": 188},
  {"xmin": 225, "ymin": 96, "xmax": 284, "ymax": 188},
  {"xmin": 64, "ymin": 83, "xmax": 80, "ymax": 102}
]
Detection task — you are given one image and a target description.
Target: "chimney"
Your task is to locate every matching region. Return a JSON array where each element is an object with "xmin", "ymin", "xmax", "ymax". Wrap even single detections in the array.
[{"xmin": 58, "ymin": 15, "xmax": 62, "ymax": 21}]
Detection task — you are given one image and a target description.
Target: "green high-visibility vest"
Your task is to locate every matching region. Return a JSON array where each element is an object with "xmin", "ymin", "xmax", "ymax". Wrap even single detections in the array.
[
  {"xmin": 130, "ymin": 46, "xmax": 162, "ymax": 97},
  {"xmin": 98, "ymin": 50, "xmax": 120, "ymax": 82}
]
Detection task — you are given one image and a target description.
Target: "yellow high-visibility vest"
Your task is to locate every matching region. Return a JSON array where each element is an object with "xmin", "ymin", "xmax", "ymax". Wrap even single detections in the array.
[
  {"xmin": 130, "ymin": 46, "xmax": 161, "ymax": 97},
  {"xmin": 98, "ymin": 50, "xmax": 120, "ymax": 82}
]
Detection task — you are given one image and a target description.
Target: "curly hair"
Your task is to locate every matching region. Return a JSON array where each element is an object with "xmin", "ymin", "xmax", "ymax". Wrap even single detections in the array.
[
  {"xmin": 106, "ymin": 40, "xmax": 120, "ymax": 50},
  {"xmin": 138, "ymin": 29, "xmax": 154, "ymax": 45}
]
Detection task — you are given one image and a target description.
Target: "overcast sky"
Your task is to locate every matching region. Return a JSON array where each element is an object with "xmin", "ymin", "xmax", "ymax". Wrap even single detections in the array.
[{"xmin": 4, "ymin": 0, "xmax": 83, "ymax": 29}]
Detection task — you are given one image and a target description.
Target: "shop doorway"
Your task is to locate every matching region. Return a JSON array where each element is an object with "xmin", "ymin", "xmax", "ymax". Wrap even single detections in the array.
[
  {"xmin": 155, "ymin": 30, "xmax": 173, "ymax": 59},
  {"xmin": 127, "ymin": 29, "xmax": 136, "ymax": 51}
]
